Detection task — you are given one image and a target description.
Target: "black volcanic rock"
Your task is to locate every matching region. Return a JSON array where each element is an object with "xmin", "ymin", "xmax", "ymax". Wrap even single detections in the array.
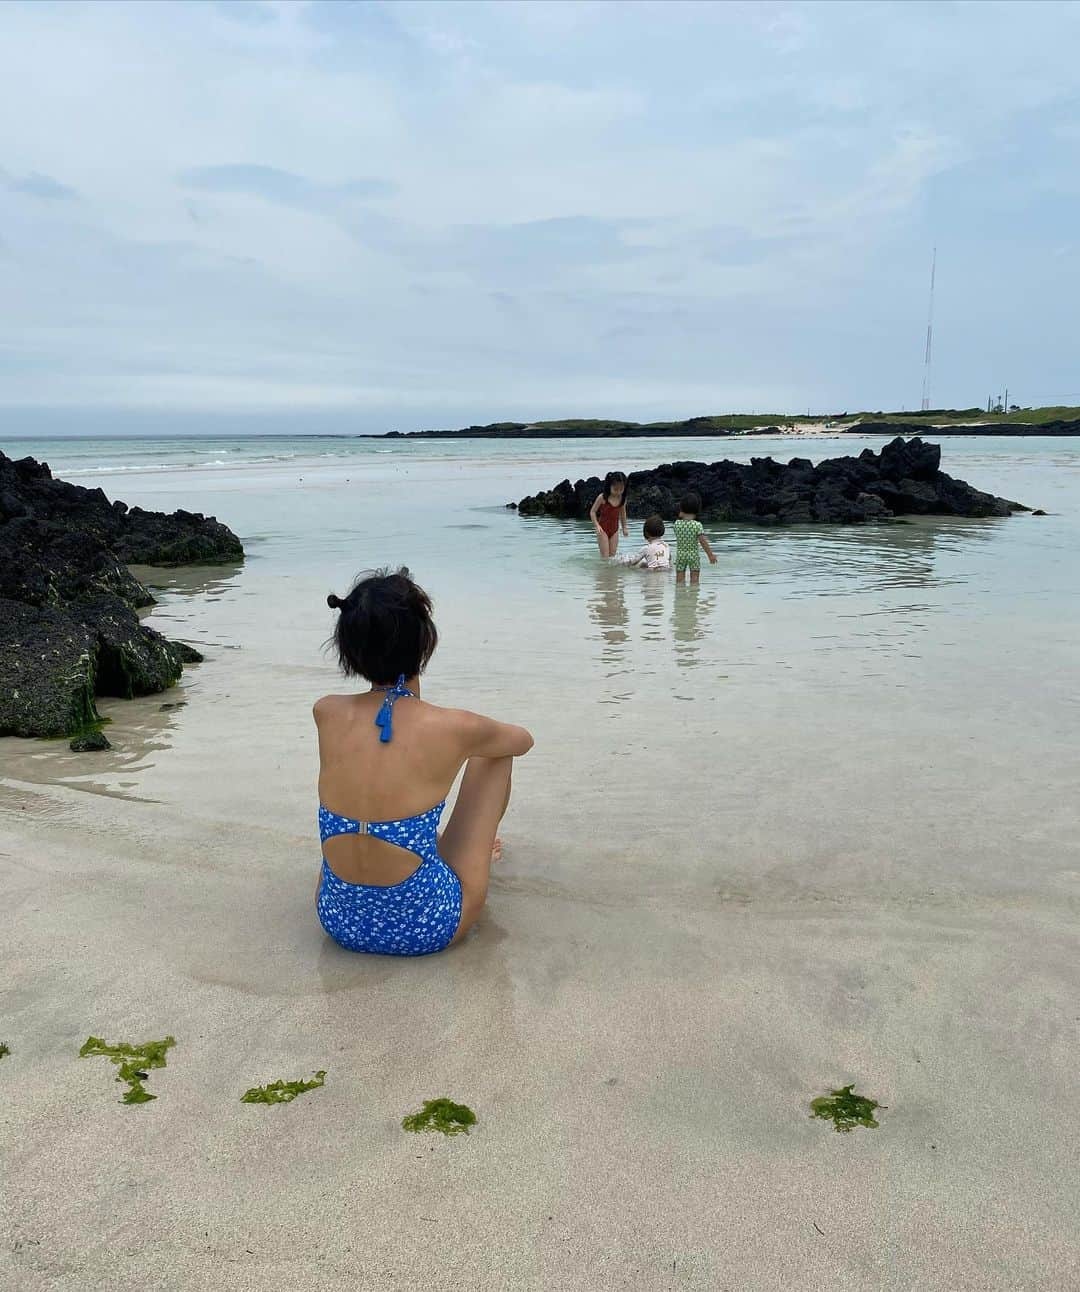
[
  {"xmin": 70, "ymin": 731, "xmax": 111, "ymax": 752},
  {"xmin": 0, "ymin": 600, "xmax": 101, "ymax": 738},
  {"xmin": 0, "ymin": 451, "xmax": 243, "ymax": 739},
  {"xmin": 516, "ymin": 437, "xmax": 1027, "ymax": 525},
  {"xmin": 0, "ymin": 453, "xmax": 243, "ymax": 563}
]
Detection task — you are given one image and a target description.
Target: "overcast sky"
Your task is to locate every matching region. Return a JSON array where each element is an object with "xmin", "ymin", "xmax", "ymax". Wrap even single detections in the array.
[{"xmin": 2, "ymin": 0, "xmax": 1078, "ymax": 435}]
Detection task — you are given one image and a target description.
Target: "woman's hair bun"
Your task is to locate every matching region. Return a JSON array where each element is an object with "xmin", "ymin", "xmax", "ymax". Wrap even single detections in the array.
[{"xmin": 326, "ymin": 567, "xmax": 437, "ymax": 683}]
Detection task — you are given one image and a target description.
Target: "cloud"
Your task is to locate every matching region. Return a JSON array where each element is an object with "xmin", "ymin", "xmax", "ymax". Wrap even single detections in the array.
[
  {"xmin": 1, "ymin": 169, "xmax": 78, "ymax": 200},
  {"xmin": 178, "ymin": 163, "xmax": 395, "ymax": 206},
  {"xmin": 436, "ymin": 216, "xmax": 647, "ymax": 279},
  {"xmin": 1, "ymin": 0, "xmax": 1079, "ymax": 429}
]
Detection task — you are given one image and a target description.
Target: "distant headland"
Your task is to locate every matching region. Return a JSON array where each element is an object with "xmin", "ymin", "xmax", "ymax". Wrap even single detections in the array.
[{"xmin": 381, "ymin": 405, "xmax": 1080, "ymax": 439}]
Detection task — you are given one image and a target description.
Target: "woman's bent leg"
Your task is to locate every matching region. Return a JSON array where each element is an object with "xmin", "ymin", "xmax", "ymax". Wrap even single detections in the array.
[
  {"xmin": 595, "ymin": 529, "xmax": 612, "ymax": 557},
  {"xmin": 440, "ymin": 756, "xmax": 514, "ymax": 944}
]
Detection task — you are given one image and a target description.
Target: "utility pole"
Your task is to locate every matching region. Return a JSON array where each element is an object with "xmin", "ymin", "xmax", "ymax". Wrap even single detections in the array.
[{"xmin": 920, "ymin": 247, "xmax": 937, "ymax": 411}]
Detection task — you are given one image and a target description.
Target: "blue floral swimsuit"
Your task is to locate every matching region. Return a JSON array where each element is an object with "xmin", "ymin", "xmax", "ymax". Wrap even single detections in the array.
[{"xmin": 316, "ymin": 679, "xmax": 463, "ymax": 956}]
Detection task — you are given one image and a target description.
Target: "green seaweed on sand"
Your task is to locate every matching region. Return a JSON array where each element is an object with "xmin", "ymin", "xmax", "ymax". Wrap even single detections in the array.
[
  {"xmin": 810, "ymin": 1084, "xmax": 883, "ymax": 1132},
  {"xmin": 241, "ymin": 1071, "xmax": 327, "ymax": 1104},
  {"xmin": 0, "ymin": 1042, "xmax": 10, "ymax": 1059},
  {"xmin": 79, "ymin": 1035, "xmax": 175, "ymax": 1105},
  {"xmin": 402, "ymin": 1098, "xmax": 477, "ymax": 1136}
]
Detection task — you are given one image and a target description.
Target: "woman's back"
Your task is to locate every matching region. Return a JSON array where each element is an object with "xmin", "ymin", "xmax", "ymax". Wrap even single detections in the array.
[
  {"xmin": 314, "ymin": 568, "xmax": 532, "ymax": 956},
  {"xmin": 315, "ymin": 690, "xmax": 470, "ymax": 886}
]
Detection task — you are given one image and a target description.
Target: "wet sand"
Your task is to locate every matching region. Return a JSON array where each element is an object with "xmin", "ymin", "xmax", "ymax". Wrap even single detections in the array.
[{"xmin": 2, "ymin": 439, "xmax": 1079, "ymax": 1290}]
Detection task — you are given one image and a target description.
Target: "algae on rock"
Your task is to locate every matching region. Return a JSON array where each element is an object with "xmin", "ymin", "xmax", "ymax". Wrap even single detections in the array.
[{"xmin": 1, "ymin": 450, "xmax": 242, "ymax": 738}]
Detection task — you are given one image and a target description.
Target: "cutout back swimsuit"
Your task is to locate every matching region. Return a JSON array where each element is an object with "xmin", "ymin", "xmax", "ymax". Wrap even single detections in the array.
[{"xmin": 316, "ymin": 679, "xmax": 463, "ymax": 956}]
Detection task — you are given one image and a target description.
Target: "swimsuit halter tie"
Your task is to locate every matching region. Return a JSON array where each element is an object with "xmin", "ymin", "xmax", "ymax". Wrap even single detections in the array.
[{"xmin": 373, "ymin": 675, "xmax": 413, "ymax": 743}]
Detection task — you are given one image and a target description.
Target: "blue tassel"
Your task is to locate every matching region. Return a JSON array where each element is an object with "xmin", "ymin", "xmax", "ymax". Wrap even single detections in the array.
[{"xmin": 374, "ymin": 675, "xmax": 409, "ymax": 743}]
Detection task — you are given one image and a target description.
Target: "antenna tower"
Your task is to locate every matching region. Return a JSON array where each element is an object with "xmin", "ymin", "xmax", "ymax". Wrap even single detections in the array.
[{"xmin": 920, "ymin": 247, "xmax": 936, "ymax": 411}]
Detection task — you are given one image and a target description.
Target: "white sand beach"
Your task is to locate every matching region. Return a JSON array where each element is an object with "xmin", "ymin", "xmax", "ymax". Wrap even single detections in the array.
[{"xmin": 2, "ymin": 434, "xmax": 1079, "ymax": 1291}]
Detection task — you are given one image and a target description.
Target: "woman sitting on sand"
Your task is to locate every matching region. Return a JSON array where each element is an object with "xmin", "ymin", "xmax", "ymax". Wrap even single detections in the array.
[{"xmin": 314, "ymin": 569, "xmax": 533, "ymax": 956}]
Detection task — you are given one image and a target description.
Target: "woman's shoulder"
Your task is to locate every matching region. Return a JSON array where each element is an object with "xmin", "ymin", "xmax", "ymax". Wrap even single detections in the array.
[
  {"xmin": 418, "ymin": 700, "xmax": 480, "ymax": 731},
  {"xmin": 312, "ymin": 693, "xmax": 353, "ymax": 721},
  {"xmin": 420, "ymin": 703, "xmax": 499, "ymax": 744}
]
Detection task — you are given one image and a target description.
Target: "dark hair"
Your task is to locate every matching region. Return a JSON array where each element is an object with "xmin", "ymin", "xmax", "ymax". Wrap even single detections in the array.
[
  {"xmin": 603, "ymin": 471, "xmax": 628, "ymax": 505},
  {"xmin": 678, "ymin": 492, "xmax": 702, "ymax": 517},
  {"xmin": 326, "ymin": 568, "xmax": 437, "ymax": 684},
  {"xmin": 643, "ymin": 514, "xmax": 665, "ymax": 539}
]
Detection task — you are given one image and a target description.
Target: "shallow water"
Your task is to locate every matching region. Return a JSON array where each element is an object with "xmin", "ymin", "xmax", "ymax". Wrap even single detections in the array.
[{"xmin": 2, "ymin": 432, "xmax": 1078, "ymax": 905}]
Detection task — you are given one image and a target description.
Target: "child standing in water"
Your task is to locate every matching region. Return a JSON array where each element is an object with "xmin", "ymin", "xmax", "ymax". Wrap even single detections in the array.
[
  {"xmin": 673, "ymin": 492, "xmax": 717, "ymax": 585},
  {"xmin": 589, "ymin": 471, "xmax": 629, "ymax": 557}
]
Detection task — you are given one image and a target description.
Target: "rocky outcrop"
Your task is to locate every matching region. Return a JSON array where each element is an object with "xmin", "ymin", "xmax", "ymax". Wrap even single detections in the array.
[
  {"xmin": 0, "ymin": 452, "xmax": 243, "ymax": 739},
  {"xmin": 0, "ymin": 453, "xmax": 244, "ymax": 563},
  {"xmin": 70, "ymin": 731, "xmax": 110, "ymax": 752},
  {"xmin": 514, "ymin": 437, "xmax": 1027, "ymax": 525},
  {"xmin": 388, "ymin": 416, "xmax": 763, "ymax": 438}
]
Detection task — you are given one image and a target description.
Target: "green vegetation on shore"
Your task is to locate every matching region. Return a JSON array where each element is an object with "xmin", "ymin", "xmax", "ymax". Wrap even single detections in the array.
[
  {"xmin": 389, "ymin": 404, "xmax": 1080, "ymax": 439},
  {"xmin": 858, "ymin": 404, "xmax": 1080, "ymax": 426},
  {"xmin": 241, "ymin": 1071, "xmax": 327, "ymax": 1104},
  {"xmin": 389, "ymin": 414, "xmax": 802, "ymax": 439},
  {"xmin": 402, "ymin": 1097, "xmax": 477, "ymax": 1135},
  {"xmin": 79, "ymin": 1034, "xmax": 176, "ymax": 1105}
]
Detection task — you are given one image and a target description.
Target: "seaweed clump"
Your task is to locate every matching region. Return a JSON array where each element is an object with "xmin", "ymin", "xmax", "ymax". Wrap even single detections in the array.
[
  {"xmin": 810, "ymin": 1084, "xmax": 883, "ymax": 1132},
  {"xmin": 0, "ymin": 1041, "xmax": 10, "ymax": 1059},
  {"xmin": 241, "ymin": 1071, "xmax": 327, "ymax": 1105},
  {"xmin": 402, "ymin": 1097, "xmax": 477, "ymax": 1136},
  {"xmin": 79, "ymin": 1034, "xmax": 175, "ymax": 1105}
]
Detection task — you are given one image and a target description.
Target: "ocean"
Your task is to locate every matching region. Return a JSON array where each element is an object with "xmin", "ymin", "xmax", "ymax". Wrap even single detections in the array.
[{"xmin": 3, "ymin": 429, "xmax": 1077, "ymax": 895}]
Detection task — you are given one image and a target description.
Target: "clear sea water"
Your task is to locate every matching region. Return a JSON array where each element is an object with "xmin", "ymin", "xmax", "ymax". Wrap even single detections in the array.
[{"xmin": 2, "ymin": 430, "xmax": 1078, "ymax": 906}]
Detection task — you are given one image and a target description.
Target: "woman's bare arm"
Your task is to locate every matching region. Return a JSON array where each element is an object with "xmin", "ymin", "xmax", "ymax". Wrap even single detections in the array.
[
  {"xmin": 589, "ymin": 494, "xmax": 604, "ymax": 532},
  {"xmin": 456, "ymin": 710, "xmax": 535, "ymax": 759}
]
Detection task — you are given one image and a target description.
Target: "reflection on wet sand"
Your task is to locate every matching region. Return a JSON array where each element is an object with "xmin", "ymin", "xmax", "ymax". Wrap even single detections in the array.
[
  {"xmin": 129, "ymin": 560, "xmax": 244, "ymax": 601},
  {"xmin": 639, "ymin": 571, "xmax": 666, "ymax": 644},
  {"xmin": 0, "ymin": 692, "xmax": 191, "ymax": 801},
  {"xmin": 588, "ymin": 563, "xmax": 629, "ymax": 668},
  {"xmin": 589, "ymin": 561, "xmax": 722, "ymax": 674},
  {"xmin": 671, "ymin": 585, "xmax": 716, "ymax": 668}
]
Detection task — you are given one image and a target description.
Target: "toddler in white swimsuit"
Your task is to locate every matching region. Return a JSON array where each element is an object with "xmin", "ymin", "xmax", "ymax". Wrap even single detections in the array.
[{"xmin": 615, "ymin": 515, "xmax": 671, "ymax": 570}]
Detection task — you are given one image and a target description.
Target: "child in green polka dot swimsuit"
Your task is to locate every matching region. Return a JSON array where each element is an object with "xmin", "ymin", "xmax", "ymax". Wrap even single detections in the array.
[{"xmin": 672, "ymin": 492, "xmax": 717, "ymax": 585}]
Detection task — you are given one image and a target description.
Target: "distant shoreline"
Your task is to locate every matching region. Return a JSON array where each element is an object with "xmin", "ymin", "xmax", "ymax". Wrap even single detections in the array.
[
  {"xmin": 5, "ymin": 405, "xmax": 1079, "ymax": 444},
  {"xmin": 383, "ymin": 407, "xmax": 1080, "ymax": 439},
  {"xmin": 844, "ymin": 421, "xmax": 1080, "ymax": 437}
]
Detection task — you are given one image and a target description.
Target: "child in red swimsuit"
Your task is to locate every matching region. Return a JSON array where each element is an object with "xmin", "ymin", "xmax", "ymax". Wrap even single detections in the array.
[{"xmin": 589, "ymin": 471, "xmax": 629, "ymax": 557}]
